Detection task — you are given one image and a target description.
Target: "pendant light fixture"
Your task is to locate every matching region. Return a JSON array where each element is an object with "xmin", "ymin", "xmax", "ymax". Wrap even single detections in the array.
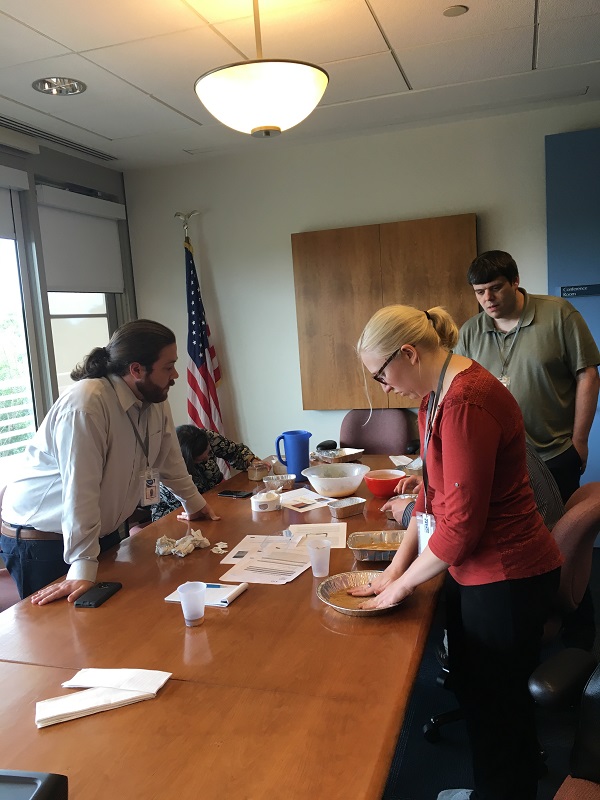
[{"xmin": 194, "ymin": 0, "xmax": 328, "ymax": 138}]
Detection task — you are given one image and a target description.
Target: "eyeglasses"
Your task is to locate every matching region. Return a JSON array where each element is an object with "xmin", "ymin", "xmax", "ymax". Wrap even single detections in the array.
[{"xmin": 372, "ymin": 348, "xmax": 401, "ymax": 384}]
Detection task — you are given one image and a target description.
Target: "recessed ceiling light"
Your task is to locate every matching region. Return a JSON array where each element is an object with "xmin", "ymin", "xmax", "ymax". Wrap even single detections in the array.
[
  {"xmin": 32, "ymin": 77, "xmax": 87, "ymax": 96},
  {"xmin": 443, "ymin": 5, "xmax": 469, "ymax": 17}
]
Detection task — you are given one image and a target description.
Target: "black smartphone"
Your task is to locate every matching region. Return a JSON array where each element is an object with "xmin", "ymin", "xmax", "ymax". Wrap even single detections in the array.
[
  {"xmin": 218, "ymin": 490, "xmax": 253, "ymax": 498},
  {"xmin": 74, "ymin": 581, "xmax": 122, "ymax": 608}
]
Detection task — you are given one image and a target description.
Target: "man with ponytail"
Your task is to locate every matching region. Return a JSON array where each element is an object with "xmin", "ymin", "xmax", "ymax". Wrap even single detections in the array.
[{"xmin": 1, "ymin": 319, "xmax": 218, "ymax": 605}]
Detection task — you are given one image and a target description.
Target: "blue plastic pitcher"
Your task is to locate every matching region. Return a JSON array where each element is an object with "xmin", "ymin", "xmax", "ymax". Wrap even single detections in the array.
[{"xmin": 275, "ymin": 430, "xmax": 312, "ymax": 481}]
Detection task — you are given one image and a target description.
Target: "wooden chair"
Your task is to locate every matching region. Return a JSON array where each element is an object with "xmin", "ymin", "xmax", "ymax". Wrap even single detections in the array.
[{"xmin": 339, "ymin": 408, "xmax": 412, "ymax": 455}]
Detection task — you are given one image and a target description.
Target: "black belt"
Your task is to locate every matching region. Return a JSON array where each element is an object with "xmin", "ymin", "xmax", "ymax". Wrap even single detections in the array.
[{"xmin": 1, "ymin": 522, "xmax": 63, "ymax": 541}]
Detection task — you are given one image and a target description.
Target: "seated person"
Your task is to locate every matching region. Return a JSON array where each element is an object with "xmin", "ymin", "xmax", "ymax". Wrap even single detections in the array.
[
  {"xmin": 384, "ymin": 441, "xmax": 565, "ymax": 532},
  {"xmin": 152, "ymin": 425, "xmax": 268, "ymax": 521}
]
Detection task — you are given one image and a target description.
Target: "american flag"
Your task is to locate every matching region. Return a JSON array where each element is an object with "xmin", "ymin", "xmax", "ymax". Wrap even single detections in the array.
[{"xmin": 185, "ymin": 236, "xmax": 224, "ymax": 435}]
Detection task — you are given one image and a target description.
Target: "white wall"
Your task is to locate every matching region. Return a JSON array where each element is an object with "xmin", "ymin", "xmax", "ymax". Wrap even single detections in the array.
[{"xmin": 124, "ymin": 100, "xmax": 600, "ymax": 459}]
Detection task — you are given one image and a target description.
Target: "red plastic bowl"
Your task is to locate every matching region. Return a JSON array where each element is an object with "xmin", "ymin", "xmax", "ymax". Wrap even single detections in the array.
[{"xmin": 363, "ymin": 469, "xmax": 406, "ymax": 499}]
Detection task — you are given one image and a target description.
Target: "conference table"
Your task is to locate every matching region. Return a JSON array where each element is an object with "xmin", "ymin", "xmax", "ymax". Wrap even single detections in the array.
[{"xmin": 0, "ymin": 455, "xmax": 442, "ymax": 800}]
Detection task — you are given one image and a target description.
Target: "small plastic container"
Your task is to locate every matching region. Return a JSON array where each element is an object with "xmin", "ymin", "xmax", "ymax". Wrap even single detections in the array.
[{"xmin": 247, "ymin": 463, "xmax": 270, "ymax": 481}]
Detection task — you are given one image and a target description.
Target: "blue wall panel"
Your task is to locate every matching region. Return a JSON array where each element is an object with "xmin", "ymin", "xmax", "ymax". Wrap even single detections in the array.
[{"xmin": 546, "ymin": 128, "xmax": 600, "ymax": 484}]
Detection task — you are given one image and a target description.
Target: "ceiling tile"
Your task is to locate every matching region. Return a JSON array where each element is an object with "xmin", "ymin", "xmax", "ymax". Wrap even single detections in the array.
[
  {"xmin": 185, "ymin": 0, "xmax": 324, "ymax": 25},
  {"xmin": 83, "ymin": 27, "xmax": 243, "ymax": 123},
  {"xmin": 214, "ymin": 0, "xmax": 387, "ymax": 64},
  {"xmin": 399, "ymin": 27, "xmax": 535, "ymax": 90},
  {"xmin": 0, "ymin": 54, "xmax": 202, "ymax": 138},
  {"xmin": 0, "ymin": 14, "xmax": 69, "ymax": 68},
  {"xmin": 537, "ymin": 16, "xmax": 600, "ymax": 69},
  {"xmin": 322, "ymin": 53, "xmax": 408, "ymax": 105},
  {"xmin": 0, "ymin": 0, "xmax": 206, "ymax": 51},
  {"xmin": 538, "ymin": 0, "xmax": 600, "ymax": 22},
  {"xmin": 369, "ymin": 0, "xmax": 534, "ymax": 49}
]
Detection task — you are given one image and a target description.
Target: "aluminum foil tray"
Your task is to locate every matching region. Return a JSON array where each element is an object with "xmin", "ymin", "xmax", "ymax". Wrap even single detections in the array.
[
  {"xmin": 316, "ymin": 570, "xmax": 403, "ymax": 617},
  {"xmin": 347, "ymin": 530, "xmax": 404, "ymax": 561}
]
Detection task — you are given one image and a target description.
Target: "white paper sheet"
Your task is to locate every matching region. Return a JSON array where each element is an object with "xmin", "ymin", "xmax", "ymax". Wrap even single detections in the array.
[
  {"xmin": 219, "ymin": 547, "xmax": 311, "ymax": 584},
  {"xmin": 278, "ymin": 487, "xmax": 334, "ymax": 512},
  {"xmin": 287, "ymin": 523, "xmax": 347, "ymax": 548},
  {"xmin": 36, "ymin": 668, "xmax": 172, "ymax": 728},
  {"xmin": 389, "ymin": 455, "xmax": 413, "ymax": 466},
  {"xmin": 220, "ymin": 534, "xmax": 290, "ymax": 564},
  {"xmin": 164, "ymin": 582, "xmax": 248, "ymax": 607},
  {"xmin": 62, "ymin": 668, "xmax": 170, "ymax": 694}
]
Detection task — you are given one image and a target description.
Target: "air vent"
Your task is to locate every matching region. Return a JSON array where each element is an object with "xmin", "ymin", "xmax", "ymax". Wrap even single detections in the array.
[{"xmin": 0, "ymin": 116, "xmax": 117, "ymax": 162}]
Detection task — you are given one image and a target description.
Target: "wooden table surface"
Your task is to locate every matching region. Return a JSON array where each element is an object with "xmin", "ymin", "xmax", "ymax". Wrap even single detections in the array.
[{"xmin": 0, "ymin": 456, "xmax": 441, "ymax": 800}]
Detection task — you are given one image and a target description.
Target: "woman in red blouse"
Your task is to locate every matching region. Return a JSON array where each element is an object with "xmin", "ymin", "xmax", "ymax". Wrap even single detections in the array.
[{"xmin": 352, "ymin": 304, "xmax": 562, "ymax": 800}]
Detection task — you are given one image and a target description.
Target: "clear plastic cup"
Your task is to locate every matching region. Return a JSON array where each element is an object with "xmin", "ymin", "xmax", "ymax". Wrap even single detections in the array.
[
  {"xmin": 306, "ymin": 539, "xmax": 332, "ymax": 578},
  {"xmin": 177, "ymin": 581, "xmax": 207, "ymax": 627}
]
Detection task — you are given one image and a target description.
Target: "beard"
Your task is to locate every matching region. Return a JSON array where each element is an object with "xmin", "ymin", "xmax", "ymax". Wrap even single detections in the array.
[{"xmin": 134, "ymin": 375, "xmax": 174, "ymax": 404}]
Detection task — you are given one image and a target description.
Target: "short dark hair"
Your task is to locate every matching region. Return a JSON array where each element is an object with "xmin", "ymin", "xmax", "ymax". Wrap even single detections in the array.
[
  {"xmin": 176, "ymin": 424, "xmax": 209, "ymax": 474},
  {"xmin": 70, "ymin": 319, "xmax": 176, "ymax": 381},
  {"xmin": 467, "ymin": 250, "xmax": 519, "ymax": 286}
]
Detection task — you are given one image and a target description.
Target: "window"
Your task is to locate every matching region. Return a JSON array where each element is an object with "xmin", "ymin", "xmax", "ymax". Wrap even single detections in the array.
[
  {"xmin": 48, "ymin": 293, "xmax": 110, "ymax": 394},
  {"xmin": 0, "ymin": 236, "xmax": 36, "ymax": 467}
]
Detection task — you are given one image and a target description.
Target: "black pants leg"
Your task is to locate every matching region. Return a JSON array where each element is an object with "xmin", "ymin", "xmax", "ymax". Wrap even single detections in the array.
[
  {"xmin": 446, "ymin": 568, "xmax": 560, "ymax": 800},
  {"xmin": 545, "ymin": 445, "xmax": 581, "ymax": 505},
  {"xmin": 546, "ymin": 445, "xmax": 596, "ymax": 650}
]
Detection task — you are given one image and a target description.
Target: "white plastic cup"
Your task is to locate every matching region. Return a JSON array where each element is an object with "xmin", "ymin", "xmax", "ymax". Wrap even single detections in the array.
[
  {"xmin": 306, "ymin": 539, "xmax": 332, "ymax": 578},
  {"xmin": 177, "ymin": 582, "xmax": 207, "ymax": 627}
]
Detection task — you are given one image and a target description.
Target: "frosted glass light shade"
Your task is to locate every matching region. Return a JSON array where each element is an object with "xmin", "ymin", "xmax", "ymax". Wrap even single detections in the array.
[{"xmin": 195, "ymin": 59, "xmax": 328, "ymax": 137}]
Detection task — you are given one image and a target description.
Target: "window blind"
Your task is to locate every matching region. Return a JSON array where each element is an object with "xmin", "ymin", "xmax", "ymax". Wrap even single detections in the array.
[{"xmin": 38, "ymin": 204, "xmax": 125, "ymax": 293}]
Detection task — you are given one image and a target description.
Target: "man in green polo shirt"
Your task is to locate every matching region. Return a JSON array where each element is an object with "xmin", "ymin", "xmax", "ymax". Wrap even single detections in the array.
[
  {"xmin": 454, "ymin": 250, "xmax": 600, "ymax": 503},
  {"xmin": 455, "ymin": 251, "xmax": 600, "ymax": 650}
]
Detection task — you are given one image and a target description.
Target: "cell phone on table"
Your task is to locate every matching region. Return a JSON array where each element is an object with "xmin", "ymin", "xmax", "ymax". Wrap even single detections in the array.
[
  {"xmin": 74, "ymin": 581, "xmax": 122, "ymax": 608},
  {"xmin": 218, "ymin": 490, "xmax": 253, "ymax": 498}
]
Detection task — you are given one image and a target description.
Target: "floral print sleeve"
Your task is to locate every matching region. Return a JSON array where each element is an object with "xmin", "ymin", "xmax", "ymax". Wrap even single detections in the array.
[{"xmin": 206, "ymin": 429, "xmax": 256, "ymax": 470}]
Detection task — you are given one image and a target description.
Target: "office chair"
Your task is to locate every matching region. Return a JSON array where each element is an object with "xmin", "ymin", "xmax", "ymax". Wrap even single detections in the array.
[
  {"xmin": 339, "ymin": 408, "xmax": 412, "ymax": 454},
  {"xmin": 553, "ymin": 662, "xmax": 600, "ymax": 799},
  {"xmin": 423, "ymin": 482, "xmax": 600, "ymax": 744}
]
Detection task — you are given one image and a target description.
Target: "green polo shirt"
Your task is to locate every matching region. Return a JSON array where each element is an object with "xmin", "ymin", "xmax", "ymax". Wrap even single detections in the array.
[{"xmin": 454, "ymin": 289, "xmax": 600, "ymax": 460}]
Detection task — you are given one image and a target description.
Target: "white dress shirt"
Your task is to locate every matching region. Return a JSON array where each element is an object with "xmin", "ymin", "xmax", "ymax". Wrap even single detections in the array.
[{"xmin": 3, "ymin": 375, "xmax": 206, "ymax": 582}]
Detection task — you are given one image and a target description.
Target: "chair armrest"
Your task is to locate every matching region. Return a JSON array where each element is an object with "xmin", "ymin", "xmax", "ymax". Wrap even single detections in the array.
[{"xmin": 528, "ymin": 648, "xmax": 598, "ymax": 709}]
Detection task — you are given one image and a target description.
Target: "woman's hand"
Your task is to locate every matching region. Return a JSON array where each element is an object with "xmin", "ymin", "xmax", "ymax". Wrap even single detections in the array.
[
  {"xmin": 251, "ymin": 458, "xmax": 272, "ymax": 470},
  {"xmin": 380, "ymin": 496, "xmax": 414, "ymax": 525},
  {"xmin": 359, "ymin": 577, "xmax": 414, "ymax": 609},
  {"xmin": 348, "ymin": 566, "xmax": 398, "ymax": 597},
  {"xmin": 393, "ymin": 475, "xmax": 422, "ymax": 495}
]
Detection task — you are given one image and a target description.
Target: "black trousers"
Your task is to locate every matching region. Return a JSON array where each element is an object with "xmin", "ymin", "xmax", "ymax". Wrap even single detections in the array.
[
  {"xmin": 546, "ymin": 445, "xmax": 596, "ymax": 650},
  {"xmin": 545, "ymin": 444, "xmax": 582, "ymax": 505},
  {"xmin": 446, "ymin": 568, "xmax": 560, "ymax": 800}
]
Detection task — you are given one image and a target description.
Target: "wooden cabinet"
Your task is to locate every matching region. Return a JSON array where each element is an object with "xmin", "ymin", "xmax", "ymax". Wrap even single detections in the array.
[{"xmin": 291, "ymin": 213, "xmax": 478, "ymax": 410}]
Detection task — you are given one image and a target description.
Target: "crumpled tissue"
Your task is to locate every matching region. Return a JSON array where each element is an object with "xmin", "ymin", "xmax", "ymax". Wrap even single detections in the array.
[
  {"xmin": 155, "ymin": 529, "xmax": 211, "ymax": 558},
  {"xmin": 211, "ymin": 541, "xmax": 228, "ymax": 555}
]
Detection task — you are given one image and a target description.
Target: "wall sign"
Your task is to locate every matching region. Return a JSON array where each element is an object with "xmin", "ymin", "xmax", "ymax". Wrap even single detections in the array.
[{"xmin": 560, "ymin": 284, "xmax": 600, "ymax": 298}]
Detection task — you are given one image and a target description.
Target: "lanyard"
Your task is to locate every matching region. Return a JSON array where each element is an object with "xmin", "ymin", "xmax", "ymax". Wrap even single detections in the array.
[
  {"xmin": 421, "ymin": 351, "xmax": 453, "ymax": 514},
  {"xmin": 107, "ymin": 377, "xmax": 150, "ymax": 465},
  {"xmin": 493, "ymin": 297, "xmax": 527, "ymax": 379}
]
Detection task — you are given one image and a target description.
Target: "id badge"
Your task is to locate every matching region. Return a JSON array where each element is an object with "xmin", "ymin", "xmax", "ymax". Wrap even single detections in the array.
[
  {"xmin": 417, "ymin": 512, "xmax": 436, "ymax": 555},
  {"xmin": 499, "ymin": 375, "xmax": 511, "ymax": 389},
  {"xmin": 139, "ymin": 468, "xmax": 159, "ymax": 506}
]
